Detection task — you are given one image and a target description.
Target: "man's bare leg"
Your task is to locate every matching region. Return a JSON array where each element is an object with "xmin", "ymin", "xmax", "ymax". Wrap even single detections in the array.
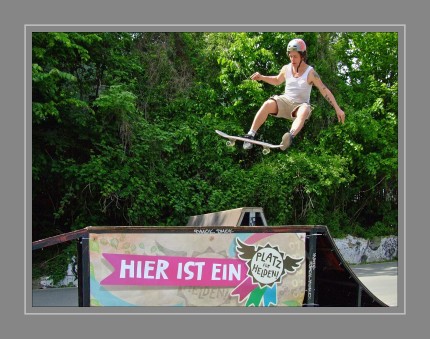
[
  {"xmin": 289, "ymin": 104, "xmax": 310, "ymax": 137},
  {"xmin": 280, "ymin": 104, "xmax": 310, "ymax": 150},
  {"xmin": 243, "ymin": 99, "xmax": 278, "ymax": 149},
  {"xmin": 249, "ymin": 99, "xmax": 278, "ymax": 132}
]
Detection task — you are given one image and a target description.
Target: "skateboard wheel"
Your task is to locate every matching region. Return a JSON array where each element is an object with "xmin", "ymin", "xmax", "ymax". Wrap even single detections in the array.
[
  {"xmin": 226, "ymin": 140, "xmax": 235, "ymax": 147},
  {"xmin": 262, "ymin": 148, "xmax": 270, "ymax": 155}
]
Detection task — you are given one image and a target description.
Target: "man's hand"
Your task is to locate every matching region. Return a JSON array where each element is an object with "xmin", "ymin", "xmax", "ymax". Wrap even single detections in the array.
[
  {"xmin": 336, "ymin": 108, "xmax": 346, "ymax": 124},
  {"xmin": 250, "ymin": 72, "xmax": 262, "ymax": 81}
]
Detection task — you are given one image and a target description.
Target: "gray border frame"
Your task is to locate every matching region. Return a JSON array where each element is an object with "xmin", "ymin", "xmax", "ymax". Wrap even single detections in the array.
[
  {"xmin": 4, "ymin": 0, "xmax": 428, "ymax": 335},
  {"xmin": 25, "ymin": 25, "xmax": 404, "ymax": 316}
]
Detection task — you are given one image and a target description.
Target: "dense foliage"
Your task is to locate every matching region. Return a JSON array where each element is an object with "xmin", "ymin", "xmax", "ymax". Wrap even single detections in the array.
[{"xmin": 32, "ymin": 32, "xmax": 398, "ymax": 283}]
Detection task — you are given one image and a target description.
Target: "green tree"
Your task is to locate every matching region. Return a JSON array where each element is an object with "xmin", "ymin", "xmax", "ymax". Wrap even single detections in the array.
[{"xmin": 32, "ymin": 32, "xmax": 398, "ymax": 283}]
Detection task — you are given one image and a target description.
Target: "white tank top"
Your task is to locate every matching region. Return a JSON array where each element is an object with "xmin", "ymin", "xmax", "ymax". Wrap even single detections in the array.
[{"xmin": 283, "ymin": 64, "xmax": 313, "ymax": 103}]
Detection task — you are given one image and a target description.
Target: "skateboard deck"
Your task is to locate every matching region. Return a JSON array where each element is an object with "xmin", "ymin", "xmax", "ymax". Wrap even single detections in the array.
[{"xmin": 215, "ymin": 130, "xmax": 283, "ymax": 155}]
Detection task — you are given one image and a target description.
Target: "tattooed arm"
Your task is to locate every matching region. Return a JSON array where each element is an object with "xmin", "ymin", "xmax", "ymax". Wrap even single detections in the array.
[{"xmin": 309, "ymin": 69, "xmax": 345, "ymax": 123}]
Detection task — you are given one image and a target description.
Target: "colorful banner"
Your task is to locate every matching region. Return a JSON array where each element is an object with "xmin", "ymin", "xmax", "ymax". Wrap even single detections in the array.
[
  {"xmin": 89, "ymin": 232, "xmax": 306, "ymax": 307},
  {"xmin": 100, "ymin": 253, "xmax": 247, "ymax": 286}
]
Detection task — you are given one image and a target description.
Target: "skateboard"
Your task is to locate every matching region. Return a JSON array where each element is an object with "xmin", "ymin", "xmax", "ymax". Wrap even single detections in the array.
[{"xmin": 215, "ymin": 130, "xmax": 283, "ymax": 155}]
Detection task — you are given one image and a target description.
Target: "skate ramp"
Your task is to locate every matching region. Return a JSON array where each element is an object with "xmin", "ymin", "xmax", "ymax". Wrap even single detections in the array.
[
  {"xmin": 32, "ymin": 209, "xmax": 388, "ymax": 307},
  {"xmin": 187, "ymin": 207, "xmax": 268, "ymax": 227}
]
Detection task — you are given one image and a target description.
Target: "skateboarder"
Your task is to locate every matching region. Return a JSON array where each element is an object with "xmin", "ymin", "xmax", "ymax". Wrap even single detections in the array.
[{"xmin": 243, "ymin": 38, "xmax": 345, "ymax": 150}]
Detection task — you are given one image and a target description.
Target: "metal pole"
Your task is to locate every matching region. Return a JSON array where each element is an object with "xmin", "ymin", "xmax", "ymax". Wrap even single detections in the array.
[
  {"xmin": 305, "ymin": 228, "xmax": 318, "ymax": 306},
  {"xmin": 77, "ymin": 236, "xmax": 90, "ymax": 307},
  {"xmin": 357, "ymin": 285, "xmax": 363, "ymax": 307}
]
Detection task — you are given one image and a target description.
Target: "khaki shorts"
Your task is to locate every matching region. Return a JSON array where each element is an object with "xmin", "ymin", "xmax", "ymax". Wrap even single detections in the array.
[{"xmin": 270, "ymin": 95, "xmax": 312, "ymax": 121}]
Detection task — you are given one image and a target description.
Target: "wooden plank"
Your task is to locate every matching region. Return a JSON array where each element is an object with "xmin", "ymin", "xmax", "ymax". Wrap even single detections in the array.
[
  {"xmin": 86, "ymin": 225, "xmax": 327, "ymax": 234},
  {"xmin": 32, "ymin": 228, "xmax": 88, "ymax": 250}
]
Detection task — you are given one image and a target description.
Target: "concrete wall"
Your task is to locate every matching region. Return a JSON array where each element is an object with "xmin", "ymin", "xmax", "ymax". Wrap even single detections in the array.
[{"xmin": 334, "ymin": 235, "xmax": 398, "ymax": 264}]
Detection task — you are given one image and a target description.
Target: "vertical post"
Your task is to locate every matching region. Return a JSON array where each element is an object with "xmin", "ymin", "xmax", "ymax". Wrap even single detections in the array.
[
  {"xmin": 357, "ymin": 285, "xmax": 362, "ymax": 307},
  {"xmin": 249, "ymin": 211, "xmax": 256, "ymax": 226},
  {"xmin": 305, "ymin": 228, "xmax": 318, "ymax": 307},
  {"xmin": 77, "ymin": 235, "xmax": 90, "ymax": 307}
]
